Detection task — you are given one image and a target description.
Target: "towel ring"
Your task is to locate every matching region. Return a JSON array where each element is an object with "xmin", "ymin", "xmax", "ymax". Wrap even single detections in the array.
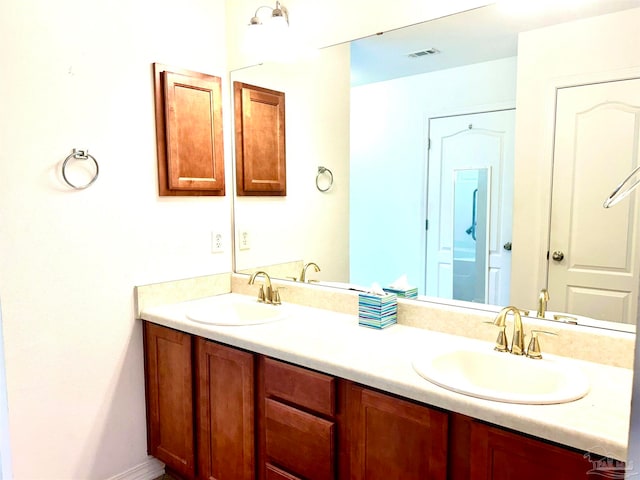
[
  {"xmin": 316, "ymin": 166, "xmax": 333, "ymax": 192},
  {"xmin": 62, "ymin": 149, "xmax": 99, "ymax": 190},
  {"xmin": 603, "ymin": 164, "xmax": 640, "ymax": 208}
]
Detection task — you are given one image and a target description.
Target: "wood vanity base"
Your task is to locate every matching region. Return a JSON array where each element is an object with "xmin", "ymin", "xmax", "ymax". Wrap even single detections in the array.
[{"xmin": 143, "ymin": 321, "xmax": 622, "ymax": 480}]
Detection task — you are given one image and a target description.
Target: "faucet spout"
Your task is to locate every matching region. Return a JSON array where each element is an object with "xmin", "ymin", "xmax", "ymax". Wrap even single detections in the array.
[
  {"xmin": 493, "ymin": 306, "xmax": 525, "ymax": 355},
  {"xmin": 248, "ymin": 271, "xmax": 274, "ymax": 303},
  {"xmin": 300, "ymin": 262, "xmax": 320, "ymax": 283},
  {"xmin": 537, "ymin": 288, "xmax": 550, "ymax": 318}
]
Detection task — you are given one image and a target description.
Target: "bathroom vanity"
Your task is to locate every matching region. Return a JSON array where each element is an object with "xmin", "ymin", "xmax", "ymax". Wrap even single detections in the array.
[{"xmin": 139, "ymin": 286, "xmax": 631, "ymax": 480}]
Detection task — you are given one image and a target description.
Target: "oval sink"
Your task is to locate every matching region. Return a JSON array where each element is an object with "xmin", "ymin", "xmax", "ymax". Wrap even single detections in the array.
[
  {"xmin": 412, "ymin": 348, "xmax": 590, "ymax": 404},
  {"xmin": 186, "ymin": 297, "xmax": 289, "ymax": 326}
]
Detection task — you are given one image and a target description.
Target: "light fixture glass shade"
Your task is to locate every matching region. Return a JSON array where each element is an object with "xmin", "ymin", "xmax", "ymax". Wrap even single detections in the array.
[
  {"xmin": 243, "ymin": 2, "xmax": 315, "ymax": 64},
  {"xmin": 244, "ymin": 16, "xmax": 291, "ymax": 62}
]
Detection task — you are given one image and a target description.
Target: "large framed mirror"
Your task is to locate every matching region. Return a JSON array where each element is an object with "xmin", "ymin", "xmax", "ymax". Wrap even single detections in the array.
[{"xmin": 231, "ymin": 1, "xmax": 640, "ymax": 332}]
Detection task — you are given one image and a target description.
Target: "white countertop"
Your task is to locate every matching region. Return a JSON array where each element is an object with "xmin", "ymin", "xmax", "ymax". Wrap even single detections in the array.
[{"xmin": 141, "ymin": 293, "xmax": 631, "ymax": 460}]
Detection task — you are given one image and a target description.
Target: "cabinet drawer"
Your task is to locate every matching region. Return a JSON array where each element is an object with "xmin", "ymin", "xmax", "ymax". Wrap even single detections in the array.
[
  {"xmin": 264, "ymin": 357, "xmax": 336, "ymax": 416},
  {"xmin": 266, "ymin": 463, "xmax": 302, "ymax": 480},
  {"xmin": 265, "ymin": 398, "xmax": 335, "ymax": 480}
]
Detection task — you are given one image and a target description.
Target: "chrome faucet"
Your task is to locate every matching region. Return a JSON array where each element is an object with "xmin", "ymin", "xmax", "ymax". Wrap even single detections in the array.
[
  {"xmin": 537, "ymin": 289, "xmax": 550, "ymax": 318},
  {"xmin": 491, "ymin": 306, "xmax": 525, "ymax": 355},
  {"xmin": 248, "ymin": 271, "xmax": 280, "ymax": 305},
  {"xmin": 300, "ymin": 262, "xmax": 320, "ymax": 283}
]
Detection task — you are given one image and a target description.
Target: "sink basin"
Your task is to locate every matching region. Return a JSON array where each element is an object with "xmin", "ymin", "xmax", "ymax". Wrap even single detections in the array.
[
  {"xmin": 186, "ymin": 296, "xmax": 289, "ymax": 326},
  {"xmin": 412, "ymin": 348, "xmax": 590, "ymax": 404}
]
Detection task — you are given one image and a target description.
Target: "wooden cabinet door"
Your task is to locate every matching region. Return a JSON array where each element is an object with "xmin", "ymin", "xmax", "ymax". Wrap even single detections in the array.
[
  {"xmin": 153, "ymin": 63, "xmax": 225, "ymax": 196},
  {"xmin": 346, "ymin": 383, "xmax": 448, "ymax": 480},
  {"xmin": 469, "ymin": 420, "xmax": 603, "ymax": 480},
  {"xmin": 195, "ymin": 338, "xmax": 255, "ymax": 480},
  {"xmin": 234, "ymin": 82, "xmax": 286, "ymax": 196},
  {"xmin": 143, "ymin": 322, "xmax": 195, "ymax": 479}
]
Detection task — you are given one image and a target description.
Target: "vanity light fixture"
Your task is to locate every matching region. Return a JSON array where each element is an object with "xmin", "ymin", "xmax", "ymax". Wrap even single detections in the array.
[
  {"xmin": 245, "ymin": 1, "xmax": 293, "ymax": 62},
  {"xmin": 248, "ymin": 1, "xmax": 289, "ymax": 29}
]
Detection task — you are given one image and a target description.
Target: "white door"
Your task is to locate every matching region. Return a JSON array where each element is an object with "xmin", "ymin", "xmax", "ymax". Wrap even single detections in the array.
[
  {"xmin": 548, "ymin": 79, "xmax": 640, "ymax": 325},
  {"xmin": 426, "ymin": 109, "xmax": 515, "ymax": 305}
]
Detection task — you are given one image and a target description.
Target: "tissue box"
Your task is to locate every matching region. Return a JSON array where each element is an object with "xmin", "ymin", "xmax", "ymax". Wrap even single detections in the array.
[
  {"xmin": 358, "ymin": 293, "xmax": 397, "ymax": 329},
  {"xmin": 383, "ymin": 286, "xmax": 418, "ymax": 299}
]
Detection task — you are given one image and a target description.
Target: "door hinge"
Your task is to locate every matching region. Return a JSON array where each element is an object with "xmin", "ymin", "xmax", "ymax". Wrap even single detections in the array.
[
  {"xmin": 428, "ymin": 138, "xmax": 431, "ymax": 150},
  {"xmin": 425, "ymin": 219, "xmax": 429, "ymax": 230}
]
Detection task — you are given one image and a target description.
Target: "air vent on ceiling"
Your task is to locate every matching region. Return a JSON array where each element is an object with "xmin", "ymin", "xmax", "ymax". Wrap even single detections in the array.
[{"xmin": 407, "ymin": 48, "xmax": 440, "ymax": 58}]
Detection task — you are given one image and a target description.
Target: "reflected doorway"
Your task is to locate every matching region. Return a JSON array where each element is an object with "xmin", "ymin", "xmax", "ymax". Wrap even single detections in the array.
[
  {"xmin": 452, "ymin": 168, "xmax": 490, "ymax": 303},
  {"xmin": 426, "ymin": 109, "xmax": 515, "ymax": 305}
]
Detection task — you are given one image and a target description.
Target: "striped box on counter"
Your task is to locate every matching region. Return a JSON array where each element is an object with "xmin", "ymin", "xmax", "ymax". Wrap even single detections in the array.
[
  {"xmin": 382, "ymin": 286, "xmax": 418, "ymax": 299},
  {"xmin": 358, "ymin": 292, "xmax": 398, "ymax": 329}
]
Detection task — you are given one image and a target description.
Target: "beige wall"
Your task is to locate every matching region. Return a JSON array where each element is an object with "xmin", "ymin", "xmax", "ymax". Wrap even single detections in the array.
[{"xmin": 510, "ymin": 7, "xmax": 640, "ymax": 308}]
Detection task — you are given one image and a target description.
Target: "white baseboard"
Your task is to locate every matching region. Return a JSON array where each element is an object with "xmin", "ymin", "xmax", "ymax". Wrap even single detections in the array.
[{"xmin": 106, "ymin": 457, "xmax": 165, "ymax": 480}]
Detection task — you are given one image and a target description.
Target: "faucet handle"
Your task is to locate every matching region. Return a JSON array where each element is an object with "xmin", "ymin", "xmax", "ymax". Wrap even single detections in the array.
[
  {"xmin": 494, "ymin": 326, "xmax": 509, "ymax": 353},
  {"xmin": 526, "ymin": 330, "xmax": 558, "ymax": 359},
  {"xmin": 484, "ymin": 321, "xmax": 509, "ymax": 352},
  {"xmin": 257, "ymin": 285, "xmax": 266, "ymax": 303},
  {"xmin": 272, "ymin": 288, "xmax": 281, "ymax": 305}
]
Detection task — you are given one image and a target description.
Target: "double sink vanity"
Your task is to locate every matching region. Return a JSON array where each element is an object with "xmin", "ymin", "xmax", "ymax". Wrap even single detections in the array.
[{"xmin": 136, "ymin": 273, "xmax": 632, "ymax": 480}]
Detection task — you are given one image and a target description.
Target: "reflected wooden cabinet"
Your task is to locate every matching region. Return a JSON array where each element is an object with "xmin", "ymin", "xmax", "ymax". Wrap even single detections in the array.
[{"xmin": 234, "ymin": 82, "xmax": 286, "ymax": 196}]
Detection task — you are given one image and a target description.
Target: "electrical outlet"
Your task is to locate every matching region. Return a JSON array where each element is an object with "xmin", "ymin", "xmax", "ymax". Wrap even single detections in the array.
[
  {"xmin": 239, "ymin": 230, "xmax": 250, "ymax": 251},
  {"xmin": 211, "ymin": 232, "xmax": 224, "ymax": 253}
]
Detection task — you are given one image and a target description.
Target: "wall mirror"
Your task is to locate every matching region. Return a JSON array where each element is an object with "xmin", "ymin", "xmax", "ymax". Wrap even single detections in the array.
[{"xmin": 231, "ymin": 1, "xmax": 640, "ymax": 332}]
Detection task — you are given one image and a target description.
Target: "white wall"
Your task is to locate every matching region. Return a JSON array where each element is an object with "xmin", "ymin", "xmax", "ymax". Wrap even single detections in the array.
[
  {"xmin": 232, "ymin": 44, "xmax": 351, "ymax": 282},
  {"xmin": 350, "ymin": 57, "xmax": 517, "ymax": 291},
  {"xmin": 0, "ymin": 0, "xmax": 232, "ymax": 478},
  {"xmin": 510, "ymin": 7, "xmax": 640, "ymax": 309}
]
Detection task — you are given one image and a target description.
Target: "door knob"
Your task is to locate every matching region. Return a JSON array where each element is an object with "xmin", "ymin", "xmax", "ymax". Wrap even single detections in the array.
[
  {"xmin": 552, "ymin": 251, "xmax": 565, "ymax": 261},
  {"xmin": 503, "ymin": 242, "xmax": 512, "ymax": 251}
]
